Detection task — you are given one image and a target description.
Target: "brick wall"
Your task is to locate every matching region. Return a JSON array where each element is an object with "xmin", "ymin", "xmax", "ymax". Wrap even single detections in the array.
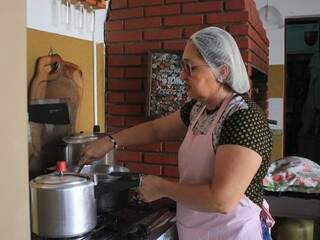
[{"xmin": 105, "ymin": 0, "xmax": 269, "ymax": 179}]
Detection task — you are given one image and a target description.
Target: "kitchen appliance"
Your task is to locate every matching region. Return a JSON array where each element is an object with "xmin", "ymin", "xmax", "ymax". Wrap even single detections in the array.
[
  {"xmin": 30, "ymin": 170, "xmax": 97, "ymax": 238},
  {"xmin": 31, "ymin": 198, "xmax": 178, "ymax": 240}
]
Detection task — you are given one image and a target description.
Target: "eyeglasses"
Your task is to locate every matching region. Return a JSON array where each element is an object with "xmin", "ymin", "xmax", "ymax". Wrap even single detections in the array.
[{"xmin": 180, "ymin": 60, "xmax": 209, "ymax": 76}]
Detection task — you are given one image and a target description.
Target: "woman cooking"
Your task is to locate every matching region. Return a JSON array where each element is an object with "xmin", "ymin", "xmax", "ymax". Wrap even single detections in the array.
[{"xmin": 80, "ymin": 27, "xmax": 274, "ymax": 240}]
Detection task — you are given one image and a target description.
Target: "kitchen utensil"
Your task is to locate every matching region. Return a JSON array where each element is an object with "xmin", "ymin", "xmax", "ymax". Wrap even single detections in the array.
[
  {"xmin": 62, "ymin": 132, "xmax": 98, "ymax": 166},
  {"xmin": 30, "ymin": 171, "xmax": 97, "ymax": 238},
  {"xmin": 82, "ymin": 164, "xmax": 142, "ymax": 213},
  {"xmin": 61, "ymin": 132, "xmax": 115, "ymax": 167}
]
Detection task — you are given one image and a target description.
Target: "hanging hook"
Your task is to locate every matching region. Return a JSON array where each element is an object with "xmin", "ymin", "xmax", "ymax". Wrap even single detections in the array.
[
  {"xmin": 48, "ymin": 47, "xmax": 55, "ymax": 56},
  {"xmin": 48, "ymin": 47, "xmax": 60, "ymax": 72}
]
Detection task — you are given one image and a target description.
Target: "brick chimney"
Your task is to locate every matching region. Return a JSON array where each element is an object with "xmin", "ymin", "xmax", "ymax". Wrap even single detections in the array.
[{"xmin": 105, "ymin": 0, "xmax": 269, "ymax": 178}]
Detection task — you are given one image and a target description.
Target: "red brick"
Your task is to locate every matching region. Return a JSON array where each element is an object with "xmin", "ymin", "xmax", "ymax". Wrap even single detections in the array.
[
  {"xmin": 144, "ymin": 28, "xmax": 182, "ymax": 40},
  {"xmin": 127, "ymin": 143, "xmax": 162, "ymax": 152},
  {"xmin": 142, "ymin": 164, "xmax": 162, "ymax": 176},
  {"xmin": 106, "ymin": 20, "xmax": 124, "ymax": 31},
  {"xmin": 109, "ymin": 8, "xmax": 143, "ymax": 20},
  {"xmin": 108, "ymin": 79, "xmax": 142, "ymax": 90},
  {"xmin": 108, "ymin": 55, "xmax": 141, "ymax": 66},
  {"xmin": 125, "ymin": 116, "xmax": 147, "ymax": 126},
  {"xmin": 144, "ymin": 153, "xmax": 177, "ymax": 165},
  {"xmin": 107, "ymin": 116, "xmax": 125, "ymax": 127},
  {"xmin": 108, "ymin": 104, "xmax": 142, "ymax": 115},
  {"xmin": 125, "ymin": 42, "xmax": 161, "ymax": 54},
  {"xmin": 125, "ymin": 67, "xmax": 146, "ymax": 78},
  {"xmin": 229, "ymin": 24, "xmax": 249, "ymax": 36},
  {"xmin": 108, "ymin": 68, "xmax": 124, "ymax": 78},
  {"xmin": 248, "ymin": 25, "xmax": 269, "ymax": 54},
  {"xmin": 107, "ymin": 44, "xmax": 124, "ymax": 54},
  {"xmin": 124, "ymin": 163, "xmax": 162, "ymax": 175},
  {"xmin": 164, "ymin": 15, "xmax": 203, "ymax": 27},
  {"xmin": 182, "ymin": 2, "xmax": 222, "ymax": 13},
  {"xmin": 108, "ymin": 31, "xmax": 142, "ymax": 42},
  {"xmin": 165, "ymin": 0, "xmax": 193, "ymax": 3},
  {"xmin": 110, "ymin": 0, "xmax": 127, "ymax": 9},
  {"xmin": 128, "ymin": 0, "xmax": 162, "ymax": 7},
  {"xmin": 126, "ymin": 92, "xmax": 146, "ymax": 103},
  {"xmin": 117, "ymin": 151, "xmax": 142, "ymax": 162},
  {"xmin": 225, "ymin": 0, "xmax": 247, "ymax": 10},
  {"xmin": 125, "ymin": 17, "xmax": 162, "ymax": 30},
  {"xmin": 184, "ymin": 26, "xmax": 204, "ymax": 38},
  {"xmin": 145, "ymin": 5, "xmax": 180, "ymax": 16},
  {"xmin": 106, "ymin": 126, "xmax": 123, "ymax": 133},
  {"xmin": 164, "ymin": 142, "xmax": 181, "ymax": 153},
  {"xmin": 163, "ymin": 40, "xmax": 186, "ymax": 51},
  {"xmin": 163, "ymin": 166, "xmax": 178, "ymax": 177},
  {"xmin": 124, "ymin": 162, "xmax": 143, "ymax": 172},
  {"xmin": 207, "ymin": 11, "xmax": 249, "ymax": 24},
  {"xmin": 241, "ymin": 50, "xmax": 252, "ymax": 63},
  {"xmin": 107, "ymin": 92, "xmax": 125, "ymax": 103},
  {"xmin": 235, "ymin": 37, "xmax": 249, "ymax": 49},
  {"xmin": 248, "ymin": 38, "xmax": 268, "ymax": 63}
]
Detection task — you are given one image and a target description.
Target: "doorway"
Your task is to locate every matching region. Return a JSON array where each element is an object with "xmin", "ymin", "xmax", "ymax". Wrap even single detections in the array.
[{"xmin": 285, "ymin": 19, "xmax": 320, "ymax": 164}]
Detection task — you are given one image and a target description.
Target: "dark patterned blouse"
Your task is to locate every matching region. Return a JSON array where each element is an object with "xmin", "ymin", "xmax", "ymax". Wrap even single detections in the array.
[{"xmin": 180, "ymin": 94, "xmax": 273, "ymax": 206}]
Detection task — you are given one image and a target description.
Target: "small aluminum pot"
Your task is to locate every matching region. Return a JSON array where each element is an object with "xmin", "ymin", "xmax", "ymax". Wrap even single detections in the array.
[
  {"xmin": 62, "ymin": 133, "xmax": 98, "ymax": 166},
  {"xmin": 60, "ymin": 133, "xmax": 115, "ymax": 167},
  {"xmin": 30, "ymin": 172, "xmax": 97, "ymax": 238}
]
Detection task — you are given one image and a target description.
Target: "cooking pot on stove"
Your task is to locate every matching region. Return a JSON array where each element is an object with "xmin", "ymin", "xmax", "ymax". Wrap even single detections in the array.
[
  {"xmin": 82, "ymin": 164, "xmax": 142, "ymax": 213},
  {"xmin": 30, "ymin": 169, "xmax": 97, "ymax": 238},
  {"xmin": 60, "ymin": 132, "xmax": 115, "ymax": 167}
]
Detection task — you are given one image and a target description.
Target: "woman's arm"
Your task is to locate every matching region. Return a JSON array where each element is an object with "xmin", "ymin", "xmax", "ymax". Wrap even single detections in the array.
[
  {"xmin": 140, "ymin": 144, "xmax": 262, "ymax": 213},
  {"xmin": 79, "ymin": 110, "xmax": 187, "ymax": 165}
]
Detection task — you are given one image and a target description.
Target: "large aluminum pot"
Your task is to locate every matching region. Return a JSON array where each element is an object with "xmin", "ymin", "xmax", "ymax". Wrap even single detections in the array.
[
  {"xmin": 30, "ymin": 172, "xmax": 97, "ymax": 238},
  {"xmin": 61, "ymin": 133, "xmax": 115, "ymax": 167}
]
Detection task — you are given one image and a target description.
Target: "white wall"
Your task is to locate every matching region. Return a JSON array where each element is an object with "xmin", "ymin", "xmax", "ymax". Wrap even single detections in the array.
[
  {"xmin": 27, "ymin": 0, "xmax": 107, "ymax": 42},
  {"xmin": 0, "ymin": 1, "xmax": 30, "ymax": 240},
  {"xmin": 255, "ymin": 0, "xmax": 320, "ymax": 65}
]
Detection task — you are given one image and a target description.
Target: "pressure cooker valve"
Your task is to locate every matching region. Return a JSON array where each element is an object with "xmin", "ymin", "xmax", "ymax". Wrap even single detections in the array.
[{"xmin": 56, "ymin": 161, "xmax": 67, "ymax": 173}]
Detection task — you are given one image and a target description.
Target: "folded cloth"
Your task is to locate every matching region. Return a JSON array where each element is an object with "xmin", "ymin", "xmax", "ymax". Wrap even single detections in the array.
[{"xmin": 263, "ymin": 156, "xmax": 320, "ymax": 194}]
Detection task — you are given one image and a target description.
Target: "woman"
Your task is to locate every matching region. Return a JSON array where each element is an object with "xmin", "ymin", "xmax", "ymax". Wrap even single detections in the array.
[{"xmin": 80, "ymin": 27, "xmax": 274, "ymax": 240}]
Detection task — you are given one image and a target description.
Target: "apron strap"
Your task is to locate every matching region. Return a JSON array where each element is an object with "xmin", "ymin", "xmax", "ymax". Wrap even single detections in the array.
[
  {"xmin": 208, "ymin": 93, "xmax": 233, "ymax": 136},
  {"xmin": 260, "ymin": 200, "xmax": 275, "ymax": 228},
  {"xmin": 190, "ymin": 105, "xmax": 206, "ymax": 130}
]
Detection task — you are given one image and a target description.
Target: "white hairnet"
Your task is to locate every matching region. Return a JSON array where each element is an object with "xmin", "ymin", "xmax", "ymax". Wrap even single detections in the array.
[{"xmin": 190, "ymin": 27, "xmax": 250, "ymax": 94}]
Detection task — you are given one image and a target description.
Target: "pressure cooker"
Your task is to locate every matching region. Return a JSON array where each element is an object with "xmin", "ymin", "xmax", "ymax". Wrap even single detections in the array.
[
  {"xmin": 30, "ymin": 166, "xmax": 97, "ymax": 238},
  {"xmin": 30, "ymin": 163, "xmax": 143, "ymax": 238}
]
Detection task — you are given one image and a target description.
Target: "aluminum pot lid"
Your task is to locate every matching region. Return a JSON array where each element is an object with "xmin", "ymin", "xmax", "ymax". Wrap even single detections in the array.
[
  {"xmin": 32, "ymin": 173, "xmax": 87, "ymax": 186},
  {"xmin": 62, "ymin": 132, "xmax": 98, "ymax": 144}
]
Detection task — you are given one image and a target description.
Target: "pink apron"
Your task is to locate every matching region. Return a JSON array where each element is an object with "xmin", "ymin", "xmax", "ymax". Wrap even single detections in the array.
[{"xmin": 177, "ymin": 95, "xmax": 274, "ymax": 240}]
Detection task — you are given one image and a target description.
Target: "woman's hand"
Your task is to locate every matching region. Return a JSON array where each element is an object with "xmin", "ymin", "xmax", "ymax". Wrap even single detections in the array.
[
  {"xmin": 78, "ymin": 137, "xmax": 113, "ymax": 165},
  {"xmin": 138, "ymin": 175, "xmax": 166, "ymax": 202}
]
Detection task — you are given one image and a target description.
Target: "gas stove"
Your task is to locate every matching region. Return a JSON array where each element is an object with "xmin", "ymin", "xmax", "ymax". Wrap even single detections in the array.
[{"xmin": 31, "ymin": 198, "xmax": 177, "ymax": 240}]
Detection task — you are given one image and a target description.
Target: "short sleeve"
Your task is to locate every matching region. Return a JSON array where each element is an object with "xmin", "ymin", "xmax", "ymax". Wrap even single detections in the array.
[
  {"xmin": 180, "ymin": 100, "xmax": 197, "ymax": 127},
  {"xmin": 218, "ymin": 108, "xmax": 273, "ymax": 158}
]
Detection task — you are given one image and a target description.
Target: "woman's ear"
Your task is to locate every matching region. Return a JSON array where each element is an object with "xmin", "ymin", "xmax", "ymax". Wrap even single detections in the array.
[{"xmin": 218, "ymin": 64, "xmax": 230, "ymax": 82}]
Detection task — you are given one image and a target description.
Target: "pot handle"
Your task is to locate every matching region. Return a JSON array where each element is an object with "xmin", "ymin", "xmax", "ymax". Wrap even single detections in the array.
[{"xmin": 55, "ymin": 172, "xmax": 98, "ymax": 185}]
